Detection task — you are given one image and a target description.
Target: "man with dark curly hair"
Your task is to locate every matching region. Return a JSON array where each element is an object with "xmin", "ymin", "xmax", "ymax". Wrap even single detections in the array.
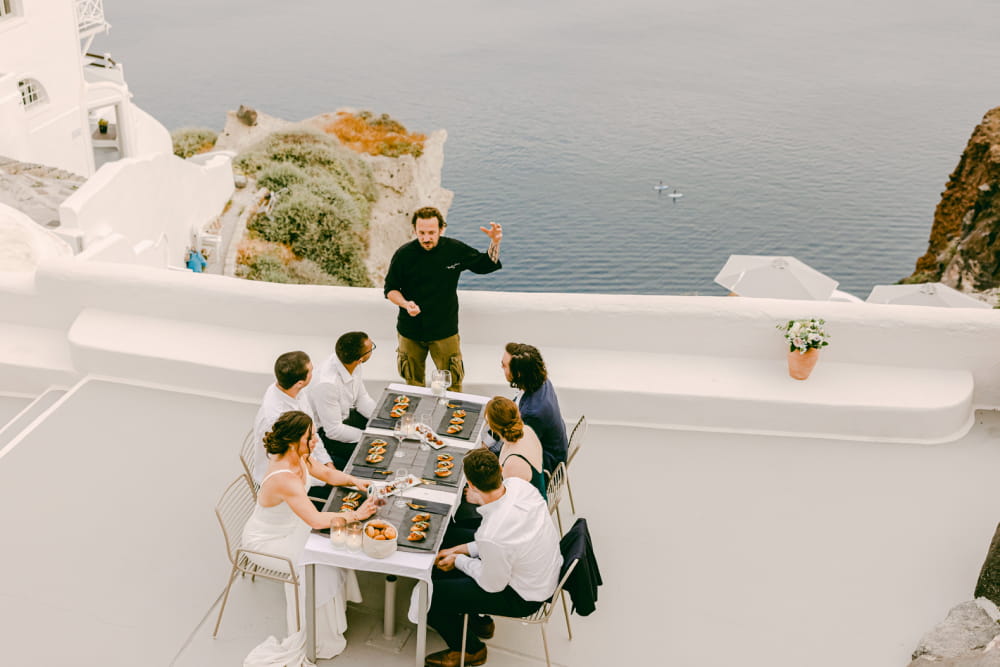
[
  {"xmin": 384, "ymin": 206, "xmax": 502, "ymax": 392},
  {"xmin": 484, "ymin": 342, "xmax": 568, "ymax": 473}
]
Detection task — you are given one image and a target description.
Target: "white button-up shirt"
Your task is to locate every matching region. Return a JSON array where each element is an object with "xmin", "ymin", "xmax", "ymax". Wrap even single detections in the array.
[
  {"xmin": 251, "ymin": 383, "xmax": 331, "ymax": 485},
  {"xmin": 309, "ymin": 354, "xmax": 376, "ymax": 443},
  {"xmin": 455, "ymin": 477, "xmax": 562, "ymax": 601}
]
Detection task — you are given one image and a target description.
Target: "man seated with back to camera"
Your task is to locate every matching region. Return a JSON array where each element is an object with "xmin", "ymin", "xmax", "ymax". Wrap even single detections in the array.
[
  {"xmin": 426, "ymin": 448, "xmax": 562, "ymax": 667},
  {"xmin": 252, "ymin": 351, "xmax": 369, "ymax": 507},
  {"xmin": 484, "ymin": 343, "xmax": 568, "ymax": 474},
  {"xmin": 310, "ymin": 331, "xmax": 378, "ymax": 471}
]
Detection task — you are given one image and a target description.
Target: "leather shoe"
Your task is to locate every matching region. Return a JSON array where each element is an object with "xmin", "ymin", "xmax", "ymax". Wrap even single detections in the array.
[
  {"xmin": 469, "ymin": 614, "xmax": 495, "ymax": 639},
  {"xmin": 424, "ymin": 646, "xmax": 488, "ymax": 667}
]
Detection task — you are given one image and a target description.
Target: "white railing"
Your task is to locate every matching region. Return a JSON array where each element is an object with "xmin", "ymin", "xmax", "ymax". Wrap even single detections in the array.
[{"xmin": 75, "ymin": 0, "xmax": 107, "ymax": 36}]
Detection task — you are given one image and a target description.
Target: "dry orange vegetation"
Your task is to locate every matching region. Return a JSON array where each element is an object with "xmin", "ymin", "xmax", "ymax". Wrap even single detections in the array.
[{"xmin": 323, "ymin": 111, "xmax": 426, "ymax": 158}]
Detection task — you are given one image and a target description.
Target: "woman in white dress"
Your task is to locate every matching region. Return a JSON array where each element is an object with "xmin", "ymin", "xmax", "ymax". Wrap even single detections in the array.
[{"xmin": 242, "ymin": 410, "xmax": 375, "ymax": 666}]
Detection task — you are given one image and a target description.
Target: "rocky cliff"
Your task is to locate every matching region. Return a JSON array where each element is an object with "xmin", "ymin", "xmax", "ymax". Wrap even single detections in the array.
[{"xmin": 909, "ymin": 106, "xmax": 1000, "ymax": 290}]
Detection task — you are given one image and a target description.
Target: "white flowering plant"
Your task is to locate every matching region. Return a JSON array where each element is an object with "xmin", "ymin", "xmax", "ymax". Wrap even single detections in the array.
[{"xmin": 777, "ymin": 318, "xmax": 830, "ymax": 354}]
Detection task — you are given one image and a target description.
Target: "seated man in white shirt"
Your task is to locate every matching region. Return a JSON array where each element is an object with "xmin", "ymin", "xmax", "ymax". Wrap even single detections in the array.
[
  {"xmin": 252, "ymin": 351, "xmax": 369, "ymax": 505},
  {"xmin": 311, "ymin": 332, "xmax": 378, "ymax": 470},
  {"xmin": 427, "ymin": 449, "xmax": 562, "ymax": 667}
]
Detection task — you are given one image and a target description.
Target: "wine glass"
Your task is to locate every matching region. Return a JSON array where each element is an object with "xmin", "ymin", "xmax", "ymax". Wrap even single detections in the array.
[
  {"xmin": 432, "ymin": 369, "xmax": 452, "ymax": 404},
  {"xmin": 346, "ymin": 520, "xmax": 363, "ymax": 551},
  {"xmin": 370, "ymin": 484, "xmax": 388, "ymax": 517},
  {"xmin": 393, "ymin": 468, "xmax": 409, "ymax": 508}
]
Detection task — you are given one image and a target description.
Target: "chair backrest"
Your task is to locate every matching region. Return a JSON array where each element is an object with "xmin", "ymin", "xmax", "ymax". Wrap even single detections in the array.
[
  {"xmin": 239, "ymin": 429, "xmax": 256, "ymax": 478},
  {"xmin": 215, "ymin": 473, "xmax": 257, "ymax": 565},
  {"xmin": 523, "ymin": 557, "xmax": 579, "ymax": 623},
  {"xmin": 566, "ymin": 415, "xmax": 587, "ymax": 467},
  {"xmin": 545, "ymin": 462, "xmax": 567, "ymax": 515}
]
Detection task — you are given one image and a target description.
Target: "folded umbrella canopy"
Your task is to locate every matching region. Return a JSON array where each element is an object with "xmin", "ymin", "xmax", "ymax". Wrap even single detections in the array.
[
  {"xmin": 714, "ymin": 255, "xmax": 839, "ymax": 300},
  {"xmin": 866, "ymin": 283, "xmax": 991, "ymax": 309}
]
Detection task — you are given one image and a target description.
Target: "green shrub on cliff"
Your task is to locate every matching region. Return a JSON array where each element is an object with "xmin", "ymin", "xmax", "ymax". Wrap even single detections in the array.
[
  {"xmin": 235, "ymin": 238, "xmax": 342, "ymax": 286},
  {"xmin": 171, "ymin": 127, "xmax": 218, "ymax": 159},
  {"xmin": 235, "ymin": 129, "xmax": 375, "ymax": 287}
]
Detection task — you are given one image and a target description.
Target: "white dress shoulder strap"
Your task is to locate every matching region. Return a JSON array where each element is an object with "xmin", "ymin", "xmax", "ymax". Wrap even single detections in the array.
[{"xmin": 260, "ymin": 468, "xmax": 297, "ymax": 485}]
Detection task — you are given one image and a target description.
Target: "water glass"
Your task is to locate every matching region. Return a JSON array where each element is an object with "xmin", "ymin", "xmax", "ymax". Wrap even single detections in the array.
[
  {"xmin": 346, "ymin": 520, "xmax": 363, "ymax": 551},
  {"xmin": 393, "ymin": 468, "xmax": 409, "ymax": 508},
  {"xmin": 431, "ymin": 369, "xmax": 451, "ymax": 399},
  {"xmin": 329, "ymin": 516, "xmax": 346, "ymax": 548}
]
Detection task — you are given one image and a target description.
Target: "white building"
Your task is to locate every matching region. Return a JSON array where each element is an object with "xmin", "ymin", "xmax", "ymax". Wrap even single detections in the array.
[{"xmin": 0, "ymin": 0, "xmax": 172, "ymax": 176}]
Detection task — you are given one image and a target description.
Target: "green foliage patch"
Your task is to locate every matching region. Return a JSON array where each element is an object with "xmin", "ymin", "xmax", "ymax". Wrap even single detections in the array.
[
  {"xmin": 171, "ymin": 127, "xmax": 218, "ymax": 159},
  {"xmin": 236, "ymin": 129, "xmax": 374, "ymax": 287}
]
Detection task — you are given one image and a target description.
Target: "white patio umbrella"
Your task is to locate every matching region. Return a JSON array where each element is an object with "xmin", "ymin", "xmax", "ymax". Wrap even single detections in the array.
[
  {"xmin": 866, "ymin": 283, "xmax": 991, "ymax": 309},
  {"xmin": 714, "ymin": 255, "xmax": 839, "ymax": 300}
]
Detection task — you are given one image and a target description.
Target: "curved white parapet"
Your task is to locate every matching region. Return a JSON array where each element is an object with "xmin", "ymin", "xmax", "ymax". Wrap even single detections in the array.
[{"xmin": 0, "ymin": 203, "xmax": 73, "ymax": 272}]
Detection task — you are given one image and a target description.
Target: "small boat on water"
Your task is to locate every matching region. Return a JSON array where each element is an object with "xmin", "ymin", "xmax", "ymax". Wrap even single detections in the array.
[
  {"xmin": 653, "ymin": 180, "xmax": 670, "ymax": 191},
  {"xmin": 667, "ymin": 189, "xmax": 684, "ymax": 199}
]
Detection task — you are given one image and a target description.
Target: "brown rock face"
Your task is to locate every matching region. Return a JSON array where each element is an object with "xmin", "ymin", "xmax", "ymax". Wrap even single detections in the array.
[
  {"xmin": 977, "ymin": 524, "xmax": 1000, "ymax": 609},
  {"xmin": 909, "ymin": 106, "xmax": 1000, "ymax": 289}
]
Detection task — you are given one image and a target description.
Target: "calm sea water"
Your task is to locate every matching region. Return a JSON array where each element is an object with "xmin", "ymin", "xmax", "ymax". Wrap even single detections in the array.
[{"xmin": 103, "ymin": 0, "xmax": 1000, "ymax": 297}]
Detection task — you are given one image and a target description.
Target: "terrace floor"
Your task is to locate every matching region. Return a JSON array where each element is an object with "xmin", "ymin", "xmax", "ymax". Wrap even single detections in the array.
[{"xmin": 1, "ymin": 377, "xmax": 998, "ymax": 667}]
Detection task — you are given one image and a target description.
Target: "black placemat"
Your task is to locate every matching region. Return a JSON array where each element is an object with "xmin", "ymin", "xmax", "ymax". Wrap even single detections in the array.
[
  {"xmin": 436, "ymin": 408, "xmax": 480, "ymax": 441},
  {"xmin": 443, "ymin": 399, "xmax": 483, "ymax": 410},
  {"xmin": 395, "ymin": 506, "xmax": 448, "ymax": 551},
  {"xmin": 375, "ymin": 392, "xmax": 423, "ymax": 420},
  {"xmin": 350, "ymin": 435, "xmax": 399, "ymax": 469},
  {"xmin": 314, "ymin": 487, "xmax": 369, "ymax": 534},
  {"xmin": 420, "ymin": 448, "xmax": 465, "ymax": 487}
]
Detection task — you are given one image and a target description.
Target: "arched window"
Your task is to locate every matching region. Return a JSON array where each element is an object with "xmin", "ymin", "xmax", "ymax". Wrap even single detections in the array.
[{"xmin": 17, "ymin": 78, "xmax": 45, "ymax": 108}]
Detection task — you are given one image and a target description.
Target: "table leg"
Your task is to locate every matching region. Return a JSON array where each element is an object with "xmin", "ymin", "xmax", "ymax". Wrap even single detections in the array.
[
  {"xmin": 383, "ymin": 575, "xmax": 397, "ymax": 639},
  {"xmin": 306, "ymin": 564, "xmax": 316, "ymax": 662},
  {"xmin": 415, "ymin": 579, "xmax": 428, "ymax": 667}
]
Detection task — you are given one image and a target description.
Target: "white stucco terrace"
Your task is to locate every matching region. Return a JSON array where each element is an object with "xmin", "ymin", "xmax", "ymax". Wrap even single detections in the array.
[{"xmin": 1, "ymin": 258, "xmax": 999, "ymax": 666}]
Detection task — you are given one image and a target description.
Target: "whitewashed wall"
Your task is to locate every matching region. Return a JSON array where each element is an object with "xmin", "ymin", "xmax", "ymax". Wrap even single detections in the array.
[
  {"xmin": 58, "ymin": 153, "xmax": 235, "ymax": 267},
  {"xmin": 2, "ymin": 258, "xmax": 999, "ymax": 407},
  {"xmin": 0, "ymin": 0, "xmax": 94, "ymax": 175}
]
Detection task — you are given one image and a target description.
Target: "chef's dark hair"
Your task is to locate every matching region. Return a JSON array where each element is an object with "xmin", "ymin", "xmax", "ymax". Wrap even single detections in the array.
[{"xmin": 411, "ymin": 206, "xmax": 446, "ymax": 229}]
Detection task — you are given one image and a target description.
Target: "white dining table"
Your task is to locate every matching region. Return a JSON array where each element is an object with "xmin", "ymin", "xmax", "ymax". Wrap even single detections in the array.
[{"xmin": 301, "ymin": 383, "xmax": 488, "ymax": 666}]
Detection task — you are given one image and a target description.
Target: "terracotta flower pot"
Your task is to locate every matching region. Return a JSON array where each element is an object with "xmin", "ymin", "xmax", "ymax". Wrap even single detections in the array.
[{"xmin": 787, "ymin": 348, "xmax": 820, "ymax": 380}]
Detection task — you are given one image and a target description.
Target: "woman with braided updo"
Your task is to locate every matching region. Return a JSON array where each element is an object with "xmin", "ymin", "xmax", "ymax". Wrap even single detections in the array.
[
  {"xmin": 484, "ymin": 396, "xmax": 547, "ymax": 500},
  {"xmin": 242, "ymin": 410, "xmax": 375, "ymax": 665}
]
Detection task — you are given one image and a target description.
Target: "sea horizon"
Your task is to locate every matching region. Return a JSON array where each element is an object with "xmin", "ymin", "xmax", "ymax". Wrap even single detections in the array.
[{"xmin": 102, "ymin": 0, "xmax": 1000, "ymax": 297}]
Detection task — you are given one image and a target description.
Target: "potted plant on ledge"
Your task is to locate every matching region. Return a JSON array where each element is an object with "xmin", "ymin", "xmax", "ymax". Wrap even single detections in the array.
[
  {"xmin": 777, "ymin": 318, "xmax": 830, "ymax": 380},
  {"xmin": 98, "ymin": 118, "xmax": 109, "ymax": 134}
]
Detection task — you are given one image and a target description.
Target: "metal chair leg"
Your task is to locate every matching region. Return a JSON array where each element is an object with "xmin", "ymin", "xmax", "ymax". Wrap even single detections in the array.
[
  {"xmin": 560, "ymin": 589, "xmax": 573, "ymax": 639},
  {"xmin": 213, "ymin": 565, "xmax": 239, "ymax": 637},
  {"xmin": 566, "ymin": 474, "xmax": 576, "ymax": 514},
  {"xmin": 460, "ymin": 614, "xmax": 469, "ymax": 667},
  {"xmin": 555, "ymin": 503, "xmax": 564, "ymax": 535},
  {"xmin": 540, "ymin": 623, "xmax": 551, "ymax": 667},
  {"xmin": 293, "ymin": 581, "xmax": 301, "ymax": 633}
]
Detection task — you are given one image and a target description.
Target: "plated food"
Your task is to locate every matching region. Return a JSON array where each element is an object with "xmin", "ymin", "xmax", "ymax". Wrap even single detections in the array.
[
  {"xmin": 412, "ymin": 513, "xmax": 431, "ymax": 523},
  {"xmin": 388, "ymin": 395, "xmax": 411, "ymax": 418},
  {"xmin": 446, "ymin": 424, "xmax": 463, "ymax": 434},
  {"xmin": 340, "ymin": 490, "xmax": 364, "ymax": 512},
  {"xmin": 434, "ymin": 468, "xmax": 453, "ymax": 478},
  {"xmin": 407, "ymin": 530, "xmax": 427, "ymax": 542},
  {"xmin": 365, "ymin": 453, "xmax": 384, "ymax": 464},
  {"xmin": 437, "ymin": 453, "xmax": 453, "ymax": 462}
]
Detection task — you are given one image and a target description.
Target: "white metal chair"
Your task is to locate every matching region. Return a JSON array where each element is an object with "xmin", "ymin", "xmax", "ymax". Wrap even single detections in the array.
[
  {"xmin": 213, "ymin": 473, "xmax": 301, "ymax": 637},
  {"xmin": 565, "ymin": 416, "xmax": 587, "ymax": 513},
  {"xmin": 238, "ymin": 429, "xmax": 259, "ymax": 497},
  {"xmin": 545, "ymin": 462, "xmax": 568, "ymax": 535},
  {"xmin": 459, "ymin": 558, "xmax": 579, "ymax": 667}
]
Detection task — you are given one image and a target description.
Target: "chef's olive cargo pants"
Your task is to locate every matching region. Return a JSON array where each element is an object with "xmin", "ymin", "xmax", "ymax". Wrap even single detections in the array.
[{"xmin": 396, "ymin": 333, "xmax": 464, "ymax": 393}]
